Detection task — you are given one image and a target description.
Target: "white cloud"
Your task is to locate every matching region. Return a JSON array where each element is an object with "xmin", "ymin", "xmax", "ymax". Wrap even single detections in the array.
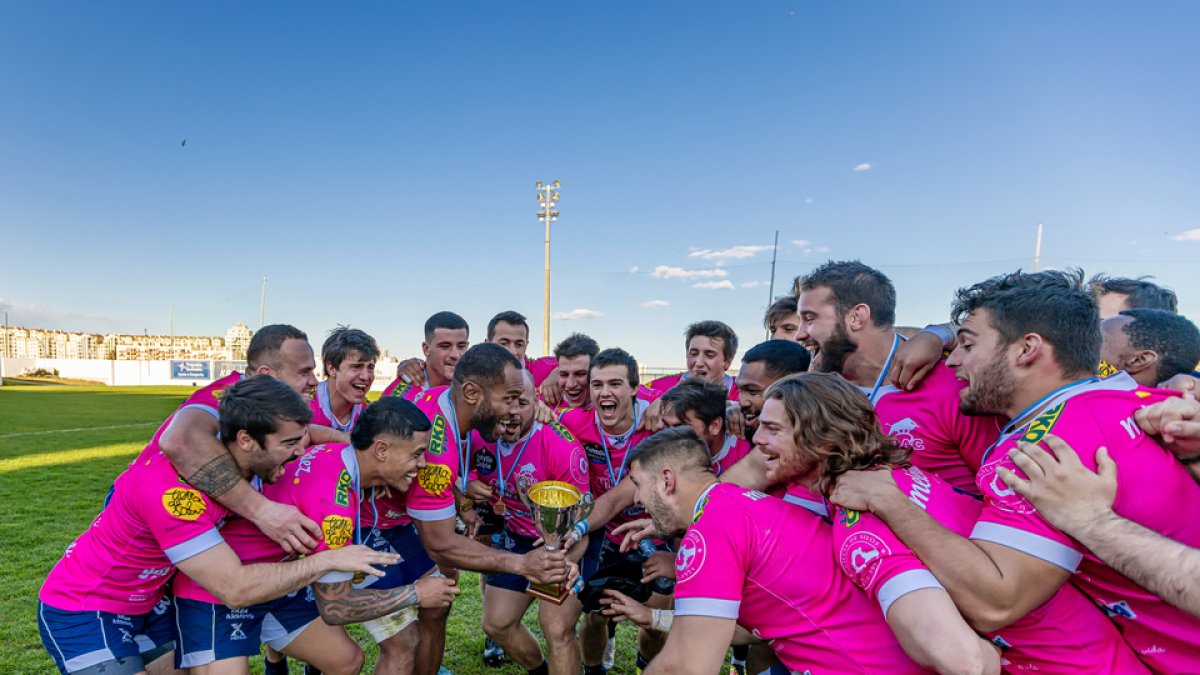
[
  {"xmin": 853, "ymin": 162, "xmax": 873, "ymax": 172},
  {"xmin": 640, "ymin": 300, "xmax": 670, "ymax": 309},
  {"xmin": 805, "ymin": 197, "xmax": 814, "ymax": 204},
  {"xmin": 651, "ymin": 265, "xmax": 728, "ymax": 280},
  {"xmin": 792, "ymin": 239, "xmax": 811, "ymax": 247},
  {"xmin": 552, "ymin": 308, "xmax": 604, "ymax": 320},
  {"xmin": 740, "ymin": 281, "xmax": 762, "ymax": 288},
  {"xmin": 0, "ymin": 297, "xmax": 144, "ymax": 333},
  {"xmin": 629, "ymin": 265, "xmax": 640, "ymax": 273},
  {"xmin": 1171, "ymin": 229, "xmax": 1200, "ymax": 242},
  {"xmin": 791, "ymin": 240, "xmax": 830, "ymax": 256},
  {"xmin": 693, "ymin": 280, "xmax": 735, "ymax": 290},
  {"xmin": 688, "ymin": 245, "xmax": 771, "ymax": 260}
]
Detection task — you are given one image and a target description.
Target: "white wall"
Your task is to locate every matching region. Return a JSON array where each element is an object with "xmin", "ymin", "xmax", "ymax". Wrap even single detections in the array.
[{"xmin": 0, "ymin": 358, "xmax": 215, "ymax": 386}]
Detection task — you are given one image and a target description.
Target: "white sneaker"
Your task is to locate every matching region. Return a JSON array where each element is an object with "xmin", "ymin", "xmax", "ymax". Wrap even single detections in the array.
[{"xmin": 602, "ymin": 635, "xmax": 617, "ymax": 671}]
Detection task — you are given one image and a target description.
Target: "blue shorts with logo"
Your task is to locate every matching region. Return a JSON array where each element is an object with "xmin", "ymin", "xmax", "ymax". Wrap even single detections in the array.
[
  {"xmin": 357, "ymin": 522, "xmax": 437, "ymax": 590},
  {"xmin": 37, "ymin": 597, "xmax": 175, "ymax": 675},
  {"xmin": 172, "ymin": 590, "xmax": 318, "ymax": 668}
]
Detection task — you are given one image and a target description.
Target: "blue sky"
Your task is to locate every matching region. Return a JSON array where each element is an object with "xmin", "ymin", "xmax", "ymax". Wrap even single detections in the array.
[{"xmin": 2, "ymin": 2, "xmax": 1198, "ymax": 368}]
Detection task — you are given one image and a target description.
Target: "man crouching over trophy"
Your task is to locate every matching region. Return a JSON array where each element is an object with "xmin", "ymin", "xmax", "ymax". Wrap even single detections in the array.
[{"xmin": 466, "ymin": 369, "xmax": 593, "ymax": 675}]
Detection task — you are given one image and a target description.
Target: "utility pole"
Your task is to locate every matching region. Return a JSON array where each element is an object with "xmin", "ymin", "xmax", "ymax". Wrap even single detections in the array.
[
  {"xmin": 259, "ymin": 276, "xmax": 267, "ymax": 329},
  {"xmin": 535, "ymin": 180, "xmax": 561, "ymax": 356},
  {"xmin": 766, "ymin": 230, "xmax": 780, "ymax": 340},
  {"xmin": 1034, "ymin": 222, "xmax": 1044, "ymax": 272}
]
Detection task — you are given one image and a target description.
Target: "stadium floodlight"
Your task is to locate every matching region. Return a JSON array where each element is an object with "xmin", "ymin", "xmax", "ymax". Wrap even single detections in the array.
[{"xmin": 535, "ymin": 180, "xmax": 562, "ymax": 356}]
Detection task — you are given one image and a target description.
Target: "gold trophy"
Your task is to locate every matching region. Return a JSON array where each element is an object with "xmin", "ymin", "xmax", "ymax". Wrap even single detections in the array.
[{"xmin": 518, "ymin": 480, "xmax": 593, "ymax": 604}]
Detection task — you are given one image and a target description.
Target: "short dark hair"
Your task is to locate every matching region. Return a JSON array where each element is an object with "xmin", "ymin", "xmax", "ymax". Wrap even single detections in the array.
[
  {"xmin": 628, "ymin": 426, "xmax": 713, "ymax": 477},
  {"xmin": 952, "ymin": 269, "xmax": 1099, "ymax": 377},
  {"xmin": 590, "ymin": 347, "xmax": 639, "ymax": 388},
  {"xmin": 452, "ymin": 342, "xmax": 521, "ymax": 392},
  {"xmin": 1090, "ymin": 274, "xmax": 1178, "ymax": 313},
  {"xmin": 1120, "ymin": 309, "xmax": 1200, "ymax": 384},
  {"xmin": 487, "ymin": 311, "xmax": 529, "ymax": 340},
  {"xmin": 246, "ymin": 324, "xmax": 307, "ymax": 371},
  {"xmin": 685, "ymin": 321, "xmax": 738, "ymax": 361},
  {"xmin": 424, "ymin": 312, "xmax": 470, "ymax": 342},
  {"xmin": 554, "ymin": 333, "xmax": 600, "ymax": 361},
  {"xmin": 742, "ymin": 340, "xmax": 811, "ymax": 379},
  {"xmin": 794, "ymin": 260, "xmax": 896, "ymax": 328},
  {"xmin": 322, "ymin": 325, "xmax": 380, "ymax": 371},
  {"xmin": 764, "ymin": 296, "xmax": 798, "ymax": 332},
  {"xmin": 219, "ymin": 375, "xmax": 312, "ymax": 448},
  {"xmin": 350, "ymin": 397, "xmax": 432, "ymax": 450},
  {"xmin": 659, "ymin": 379, "xmax": 727, "ymax": 430}
]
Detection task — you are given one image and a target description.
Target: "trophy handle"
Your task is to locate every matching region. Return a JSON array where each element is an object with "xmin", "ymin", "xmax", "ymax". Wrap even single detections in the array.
[{"xmin": 517, "ymin": 481, "xmax": 534, "ymax": 512}]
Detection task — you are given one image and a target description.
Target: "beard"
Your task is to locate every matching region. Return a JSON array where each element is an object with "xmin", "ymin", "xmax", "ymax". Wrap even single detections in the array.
[
  {"xmin": 648, "ymin": 491, "xmax": 684, "ymax": 540},
  {"xmin": 470, "ymin": 399, "xmax": 505, "ymax": 443},
  {"xmin": 959, "ymin": 352, "xmax": 1016, "ymax": 416},
  {"xmin": 817, "ymin": 322, "xmax": 858, "ymax": 374}
]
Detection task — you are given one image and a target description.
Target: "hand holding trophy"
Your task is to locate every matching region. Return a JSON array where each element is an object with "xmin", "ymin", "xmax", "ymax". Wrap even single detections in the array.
[{"xmin": 518, "ymin": 479, "xmax": 593, "ymax": 604}]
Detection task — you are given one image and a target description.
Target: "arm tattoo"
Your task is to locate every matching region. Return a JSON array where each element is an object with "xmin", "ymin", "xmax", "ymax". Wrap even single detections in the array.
[
  {"xmin": 188, "ymin": 454, "xmax": 243, "ymax": 497},
  {"xmin": 314, "ymin": 580, "xmax": 420, "ymax": 625}
]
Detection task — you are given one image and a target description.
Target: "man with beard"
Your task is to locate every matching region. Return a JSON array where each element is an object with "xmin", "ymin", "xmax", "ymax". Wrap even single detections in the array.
[
  {"xmin": 466, "ymin": 370, "xmax": 592, "ymax": 675},
  {"xmin": 619, "ymin": 427, "xmax": 933, "ymax": 675},
  {"xmin": 382, "ymin": 312, "xmax": 471, "ymax": 401},
  {"xmin": 793, "ymin": 260, "xmax": 1001, "ymax": 493},
  {"xmin": 831, "ymin": 269, "xmax": 1200, "ymax": 674},
  {"xmin": 405, "ymin": 343, "xmax": 573, "ymax": 672},
  {"xmin": 310, "ymin": 326, "xmax": 379, "ymax": 433},
  {"xmin": 1098, "ymin": 309, "xmax": 1200, "ymax": 386}
]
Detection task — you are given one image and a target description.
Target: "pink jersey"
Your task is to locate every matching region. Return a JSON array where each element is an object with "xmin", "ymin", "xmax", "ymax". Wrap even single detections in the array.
[
  {"xmin": 871, "ymin": 362, "xmax": 1002, "ymax": 494},
  {"xmin": 41, "ymin": 447, "xmax": 230, "ymax": 614},
  {"xmin": 381, "ymin": 375, "xmax": 430, "ymax": 402},
  {"xmin": 526, "ymin": 356, "xmax": 557, "ymax": 387},
  {"xmin": 781, "ymin": 480, "xmax": 829, "ymax": 518},
  {"xmin": 710, "ymin": 434, "xmax": 752, "ymax": 477},
  {"xmin": 675, "ymin": 482, "xmax": 927, "ymax": 674},
  {"xmin": 308, "ymin": 380, "xmax": 365, "ymax": 433},
  {"xmin": 406, "ymin": 388, "xmax": 484, "ymax": 522},
  {"xmin": 560, "ymin": 403, "xmax": 654, "ymax": 544},
  {"xmin": 641, "ymin": 372, "xmax": 739, "ymax": 403},
  {"xmin": 133, "ymin": 371, "xmax": 244, "ymax": 465},
  {"xmin": 174, "ymin": 444, "xmax": 362, "ymax": 601},
  {"xmin": 973, "ymin": 373, "xmax": 1200, "ymax": 673},
  {"xmin": 468, "ymin": 420, "xmax": 592, "ymax": 539},
  {"xmin": 361, "ymin": 486, "xmax": 411, "ymax": 529},
  {"xmin": 833, "ymin": 466, "xmax": 1147, "ymax": 673}
]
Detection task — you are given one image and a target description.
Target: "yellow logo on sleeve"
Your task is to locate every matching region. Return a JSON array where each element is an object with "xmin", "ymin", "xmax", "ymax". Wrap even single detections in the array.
[
  {"xmin": 162, "ymin": 488, "xmax": 207, "ymax": 520},
  {"xmin": 417, "ymin": 463, "xmax": 453, "ymax": 497},
  {"xmin": 322, "ymin": 515, "xmax": 354, "ymax": 549}
]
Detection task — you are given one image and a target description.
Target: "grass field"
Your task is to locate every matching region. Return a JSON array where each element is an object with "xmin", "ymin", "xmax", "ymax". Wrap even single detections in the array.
[{"xmin": 0, "ymin": 384, "xmax": 647, "ymax": 674}]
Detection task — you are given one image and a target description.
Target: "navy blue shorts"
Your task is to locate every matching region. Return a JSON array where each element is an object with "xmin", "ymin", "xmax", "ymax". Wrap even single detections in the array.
[
  {"xmin": 484, "ymin": 529, "xmax": 543, "ymax": 593},
  {"xmin": 357, "ymin": 522, "xmax": 437, "ymax": 590},
  {"xmin": 173, "ymin": 590, "xmax": 319, "ymax": 668},
  {"xmin": 38, "ymin": 598, "xmax": 175, "ymax": 675}
]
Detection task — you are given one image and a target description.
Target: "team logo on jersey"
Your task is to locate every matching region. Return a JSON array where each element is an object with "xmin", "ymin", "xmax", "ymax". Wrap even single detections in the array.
[
  {"xmin": 571, "ymin": 454, "xmax": 589, "ymax": 484},
  {"xmin": 322, "ymin": 515, "xmax": 354, "ymax": 549},
  {"xmin": 428, "ymin": 415, "xmax": 447, "ymax": 456},
  {"xmin": 418, "ymin": 463, "xmax": 453, "ymax": 497},
  {"xmin": 838, "ymin": 509, "xmax": 862, "ymax": 528},
  {"xmin": 977, "ymin": 459, "xmax": 1036, "ymax": 514},
  {"xmin": 1021, "ymin": 403, "xmax": 1064, "ymax": 444},
  {"xmin": 692, "ymin": 494, "xmax": 712, "ymax": 523},
  {"xmin": 334, "ymin": 470, "xmax": 353, "ymax": 507},
  {"xmin": 887, "ymin": 418, "xmax": 926, "ymax": 452},
  {"xmin": 584, "ymin": 443, "xmax": 607, "ymax": 465},
  {"xmin": 675, "ymin": 529, "xmax": 707, "ymax": 583},
  {"xmin": 839, "ymin": 531, "xmax": 889, "ymax": 587},
  {"xmin": 1103, "ymin": 600, "xmax": 1138, "ymax": 619},
  {"xmin": 549, "ymin": 420, "xmax": 576, "ymax": 443},
  {"xmin": 162, "ymin": 487, "xmax": 207, "ymax": 520},
  {"xmin": 1097, "ymin": 360, "xmax": 1120, "ymax": 378},
  {"xmin": 391, "ymin": 380, "xmax": 412, "ymax": 397},
  {"xmin": 474, "ymin": 448, "xmax": 496, "ymax": 475}
]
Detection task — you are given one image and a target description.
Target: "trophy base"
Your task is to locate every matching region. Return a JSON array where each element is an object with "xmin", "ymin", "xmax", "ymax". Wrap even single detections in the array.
[{"xmin": 526, "ymin": 581, "xmax": 570, "ymax": 605}]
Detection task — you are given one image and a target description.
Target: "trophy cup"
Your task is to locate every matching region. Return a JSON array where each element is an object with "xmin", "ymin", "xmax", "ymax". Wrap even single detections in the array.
[{"xmin": 518, "ymin": 480, "xmax": 593, "ymax": 605}]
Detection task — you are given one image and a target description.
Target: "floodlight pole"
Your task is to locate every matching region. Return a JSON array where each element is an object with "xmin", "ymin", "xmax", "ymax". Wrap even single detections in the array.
[
  {"xmin": 535, "ymin": 180, "xmax": 561, "ymax": 356},
  {"xmin": 1034, "ymin": 223, "xmax": 1044, "ymax": 272}
]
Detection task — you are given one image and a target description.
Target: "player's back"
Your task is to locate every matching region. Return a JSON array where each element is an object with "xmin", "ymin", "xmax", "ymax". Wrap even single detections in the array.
[
  {"xmin": 873, "ymin": 362, "xmax": 1002, "ymax": 494},
  {"xmin": 677, "ymin": 483, "xmax": 926, "ymax": 674}
]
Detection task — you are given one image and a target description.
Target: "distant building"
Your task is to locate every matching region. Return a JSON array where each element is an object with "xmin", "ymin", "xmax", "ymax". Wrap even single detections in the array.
[{"xmin": 226, "ymin": 322, "xmax": 253, "ymax": 360}]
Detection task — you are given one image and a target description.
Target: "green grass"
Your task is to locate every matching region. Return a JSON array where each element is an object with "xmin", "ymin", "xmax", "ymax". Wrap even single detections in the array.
[{"xmin": 0, "ymin": 384, "xmax": 646, "ymax": 674}]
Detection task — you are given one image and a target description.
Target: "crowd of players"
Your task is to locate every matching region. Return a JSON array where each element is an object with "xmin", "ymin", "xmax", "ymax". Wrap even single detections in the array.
[{"xmin": 35, "ymin": 260, "xmax": 1200, "ymax": 675}]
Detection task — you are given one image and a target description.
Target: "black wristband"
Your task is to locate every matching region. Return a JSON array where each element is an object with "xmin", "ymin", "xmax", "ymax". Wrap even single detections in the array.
[{"xmin": 1180, "ymin": 454, "xmax": 1200, "ymax": 465}]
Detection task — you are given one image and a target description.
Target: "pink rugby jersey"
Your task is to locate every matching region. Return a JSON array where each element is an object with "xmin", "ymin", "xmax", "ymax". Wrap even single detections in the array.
[
  {"xmin": 973, "ymin": 373, "xmax": 1200, "ymax": 673},
  {"xmin": 308, "ymin": 380, "xmax": 366, "ymax": 433},
  {"xmin": 710, "ymin": 434, "xmax": 751, "ymax": 477},
  {"xmin": 871, "ymin": 362, "xmax": 1002, "ymax": 494},
  {"xmin": 406, "ymin": 388, "xmax": 484, "ymax": 523},
  {"xmin": 525, "ymin": 356, "xmax": 557, "ymax": 387},
  {"xmin": 833, "ymin": 466, "xmax": 1147, "ymax": 674},
  {"xmin": 174, "ymin": 443, "xmax": 362, "ymax": 601},
  {"xmin": 560, "ymin": 404, "xmax": 654, "ymax": 544},
  {"xmin": 40, "ymin": 449, "xmax": 230, "ymax": 614},
  {"xmin": 468, "ymin": 420, "xmax": 591, "ymax": 539},
  {"xmin": 674, "ymin": 482, "xmax": 927, "ymax": 674},
  {"xmin": 381, "ymin": 375, "xmax": 430, "ymax": 402},
  {"xmin": 132, "ymin": 371, "xmax": 244, "ymax": 465},
  {"xmin": 781, "ymin": 481, "xmax": 829, "ymax": 518},
  {"xmin": 641, "ymin": 372, "xmax": 739, "ymax": 403}
]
